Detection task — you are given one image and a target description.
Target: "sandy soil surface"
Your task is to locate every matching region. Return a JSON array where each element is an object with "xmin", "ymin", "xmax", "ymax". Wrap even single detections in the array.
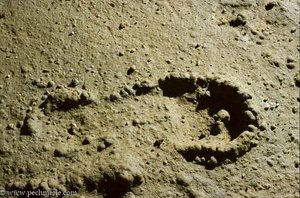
[{"xmin": 0, "ymin": 0, "xmax": 299, "ymax": 197}]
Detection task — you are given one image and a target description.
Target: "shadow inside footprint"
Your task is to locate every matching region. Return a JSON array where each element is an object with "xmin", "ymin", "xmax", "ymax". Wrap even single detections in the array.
[
  {"xmin": 197, "ymin": 80, "xmax": 258, "ymax": 140},
  {"xmin": 158, "ymin": 75, "xmax": 198, "ymax": 97}
]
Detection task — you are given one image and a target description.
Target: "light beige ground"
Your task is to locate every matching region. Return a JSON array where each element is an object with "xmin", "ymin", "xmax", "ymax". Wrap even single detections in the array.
[{"xmin": 0, "ymin": 0, "xmax": 299, "ymax": 197}]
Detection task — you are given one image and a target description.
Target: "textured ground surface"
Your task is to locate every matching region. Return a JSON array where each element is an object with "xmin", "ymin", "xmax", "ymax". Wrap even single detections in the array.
[{"xmin": 0, "ymin": 0, "xmax": 299, "ymax": 197}]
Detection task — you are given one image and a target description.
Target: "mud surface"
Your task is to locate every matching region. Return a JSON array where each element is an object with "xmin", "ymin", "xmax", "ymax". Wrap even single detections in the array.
[{"xmin": 0, "ymin": 0, "xmax": 299, "ymax": 197}]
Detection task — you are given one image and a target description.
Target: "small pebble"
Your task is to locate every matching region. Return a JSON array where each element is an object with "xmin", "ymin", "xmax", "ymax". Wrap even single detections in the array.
[
  {"xmin": 264, "ymin": 104, "xmax": 270, "ymax": 111},
  {"xmin": 80, "ymin": 92, "xmax": 91, "ymax": 101},
  {"xmin": 69, "ymin": 79, "xmax": 80, "ymax": 87},
  {"xmin": 294, "ymin": 161, "xmax": 299, "ymax": 168},
  {"xmin": 69, "ymin": 31, "xmax": 75, "ymax": 36},
  {"xmin": 97, "ymin": 142, "xmax": 106, "ymax": 152},
  {"xmin": 289, "ymin": 135, "xmax": 295, "ymax": 142},
  {"xmin": 259, "ymin": 123, "xmax": 267, "ymax": 131},
  {"xmin": 109, "ymin": 93, "xmax": 121, "ymax": 102},
  {"xmin": 270, "ymin": 125, "xmax": 276, "ymax": 131},
  {"xmin": 241, "ymin": 173, "xmax": 246, "ymax": 179},
  {"xmin": 54, "ymin": 148, "xmax": 67, "ymax": 157},
  {"xmin": 6, "ymin": 123, "xmax": 15, "ymax": 130},
  {"xmin": 244, "ymin": 110, "xmax": 256, "ymax": 121},
  {"xmin": 153, "ymin": 139, "xmax": 163, "ymax": 148},
  {"xmin": 47, "ymin": 81, "xmax": 55, "ymax": 88},
  {"xmin": 230, "ymin": 14, "xmax": 246, "ymax": 27},
  {"xmin": 251, "ymin": 29, "xmax": 258, "ymax": 35},
  {"xmin": 292, "ymin": 107, "xmax": 298, "ymax": 114},
  {"xmin": 82, "ymin": 136, "xmax": 92, "ymax": 145},
  {"xmin": 109, "ymin": 2, "xmax": 115, "ymax": 7},
  {"xmin": 120, "ymin": 89, "xmax": 130, "ymax": 98},
  {"xmin": 267, "ymin": 159, "xmax": 274, "ymax": 167},
  {"xmin": 41, "ymin": 95, "xmax": 47, "ymax": 100},
  {"xmin": 42, "ymin": 69, "xmax": 50, "ymax": 73},
  {"xmin": 250, "ymin": 139, "xmax": 259, "ymax": 146},
  {"xmin": 286, "ymin": 63, "xmax": 295, "ymax": 69},
  {"xmin": 103, "ymin": 137, "xmax": 115, "ymax": 147},
  {"xmin": 42, "ymin": 144, "xmax": 51, "ymax": 151},
  {"xmin": 209, "ymin": 156, "xmax": 218, "ymax": 166},
  {"xmin": 274, "ymin": 60, "xmax": 280, "ymax": 67},
  {"xmin": 247, "ymin": 124, "xmax": 257, "ymax": 132},
  {"xmin": 20, "ymin": 66, "xmax": 29, "ymax": 73},
  {"xmin": 214, "ymin": 109, "xmax": 230, "ymax": 123},
  {"xmin": 291, "ymin": 27, "xmax": 296, "ymax": 33},
  {"xmin": 132, "ymin": 118, "xmax": 140, "ymax": 126},
  {"xmin": 16, "ymin": 121, "xmax": 23, "ymax": 128},
  {"xmin": 129, "ymin": 48, "xmax": 136, "ymax": 53},
  {"xmin": 127, "ymin": 66, "xmax": 136, "ymax": 75},
  {"xmin": 119, "ymin": 21, "xmax": 129, "ymax": 30},
  {"xmin": 265, "ymin": 2, "xmax": 276, "ymax": 10},
  {"xmin": 256, "ymin": 40, "xmax": 262, "ymax": 45},
  {"xmin": 176, "ymin": 174, "xmax": 192, "ymax": 187},
  {"xmin": 287, "ymin": 56, "xmax": 295, "ymax": 63},
  {"xmin": 67, "ymin": 124, "xmax": 78, "ymax": 135},
  {"xmin": 194, "ymin": 156, "xmax": 202, "ymax": 164}
]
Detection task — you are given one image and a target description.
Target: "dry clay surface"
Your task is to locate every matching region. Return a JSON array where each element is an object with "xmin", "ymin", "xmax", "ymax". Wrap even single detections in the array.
[{"xmin": 0, "ymin": 0, "xmax": 299, "ymax": 198}]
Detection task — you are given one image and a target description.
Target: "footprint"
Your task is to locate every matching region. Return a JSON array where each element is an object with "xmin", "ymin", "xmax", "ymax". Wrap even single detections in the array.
[
  {"xmin": 18, "ymin": 86, "xmax": 145, "ymax": 197},
  {"xmin": 21, "ymin": 87, "xmax": 97, "ymax": 135},
  {"xmin": 114, "ymin": 73, "xmax": 264, "ymax": 169},
  {"xmin": 15, "ymin": 73, "xmax": 264, "ymax": 195}
]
